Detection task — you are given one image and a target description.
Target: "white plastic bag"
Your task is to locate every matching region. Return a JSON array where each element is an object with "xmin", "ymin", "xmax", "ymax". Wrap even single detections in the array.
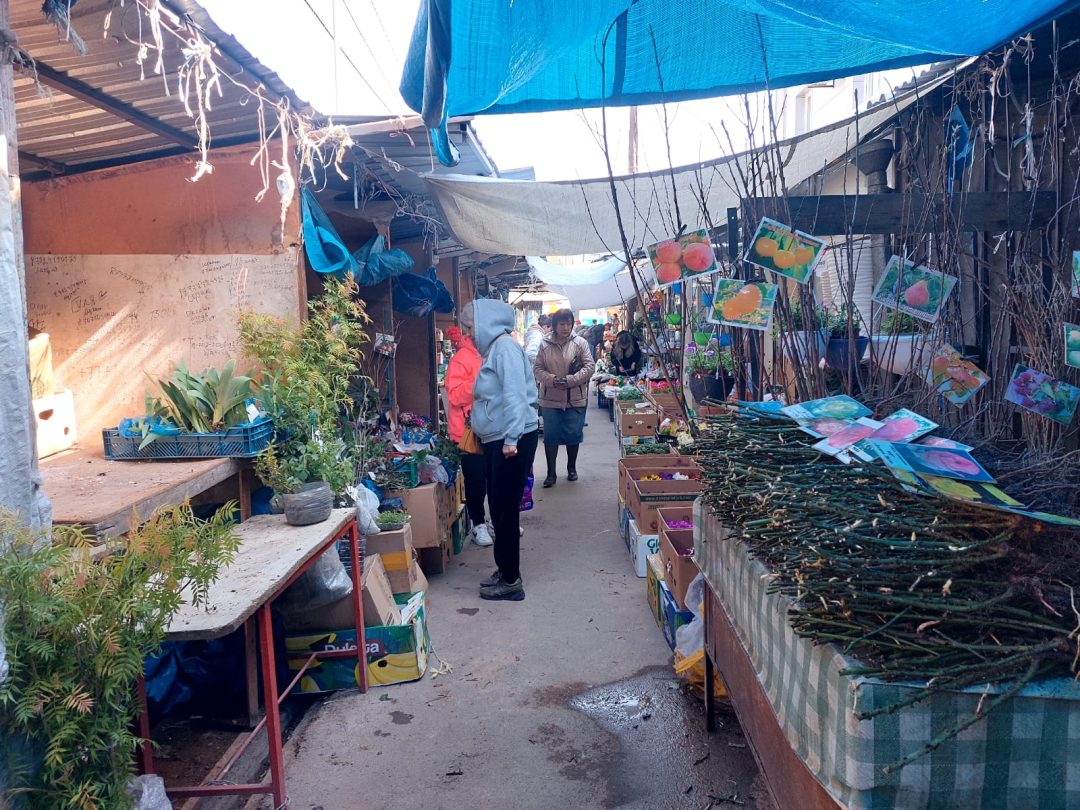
[
  {"xmin": 418, "ymin": 455, "xmax": 449, "ymax": 485},
  {"xmin": 126, "ymin": 775, "xmax": 172, "ymax": 810},
  {"xmin": 675, "ymin": 573, "xmax": 706, "ymax": 658},
  {"xmin": 347, "ymin": 484, "xmax": 382, "ymax": 535}
]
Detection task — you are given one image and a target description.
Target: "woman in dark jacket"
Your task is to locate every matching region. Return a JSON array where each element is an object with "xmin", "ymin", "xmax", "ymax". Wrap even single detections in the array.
[{"xmin": 609, "ymin": 330, "xmax": 644, "ymax": 375}]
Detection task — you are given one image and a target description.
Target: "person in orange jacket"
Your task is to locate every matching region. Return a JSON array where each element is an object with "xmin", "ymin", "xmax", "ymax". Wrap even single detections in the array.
[{"xmin": 445, "ymin": 325, "xmax": 492, "ymax": 546}]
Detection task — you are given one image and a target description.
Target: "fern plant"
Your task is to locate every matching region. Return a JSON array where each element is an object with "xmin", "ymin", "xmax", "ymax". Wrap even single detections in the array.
[
  {"xmin": 0, "ymin": 504, "xmax": 240, "ymax": 809},
  {"xmin": 239, "ymin": 274, "xmax": 372, "ymax": 497}
]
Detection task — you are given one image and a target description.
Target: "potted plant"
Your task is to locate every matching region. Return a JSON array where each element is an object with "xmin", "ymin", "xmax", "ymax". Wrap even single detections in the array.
[
  {"xmin": 685, "ymin": 343, "xmax": 735, "ymax": 403},
  {"xmin": 867, "ymin": 309, "xmax": 930, "ymax": 376},
  {"xmin": 375, "ymin": 509, "xmax": 411, "ymax": 532},
  {"xmin": 824, "ymin": 304, "xmax": 869, "ymax": 372},
  {"xmin": 779, "ymin": 295, "xmax": 828, "ymax": 368},
  {"xmin": 240, "ymin": 275, "xmax": 371, "ymax": 513}
]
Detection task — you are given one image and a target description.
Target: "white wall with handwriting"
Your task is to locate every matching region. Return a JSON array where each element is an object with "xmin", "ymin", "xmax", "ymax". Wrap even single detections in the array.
[{"xmin": 26, "ymin": 251, "xmax": 301, "ymax": 441}]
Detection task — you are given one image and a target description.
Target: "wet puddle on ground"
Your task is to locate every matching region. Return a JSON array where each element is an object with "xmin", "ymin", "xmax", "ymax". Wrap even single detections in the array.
[{"xmin": 566, "ymin": 669, "xmax": 772, "ymax": 810}]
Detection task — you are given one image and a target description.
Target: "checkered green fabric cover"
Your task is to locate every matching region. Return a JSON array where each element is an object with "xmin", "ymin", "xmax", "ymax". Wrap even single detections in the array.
[{"xmin": 693, "ymin": 499, "xmax": 1080, "ymax": 809}]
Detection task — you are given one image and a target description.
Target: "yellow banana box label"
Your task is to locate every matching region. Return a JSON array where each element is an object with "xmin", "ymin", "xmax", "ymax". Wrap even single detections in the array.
[{"xmin": 285, "ymin": 592, "xmax": 429, "ymax": 692}]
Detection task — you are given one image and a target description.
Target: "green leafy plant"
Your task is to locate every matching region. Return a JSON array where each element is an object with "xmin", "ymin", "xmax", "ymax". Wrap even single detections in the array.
[
  {"xmin": 0, "ymin": 504, "xmax": 240, "ymax": 809},
  {"xmin": 686, "ymin": 347, "xmax": 735, "ymax": 375},
  {"xmin": 375, "ymin": 510, "xmax": 411, "ymax": 529},
  {"xmin": 878, "ymin": 309, "xmax": 922, "ymax": 335},
  {"xmin": 239, "ymin": 275, "xmax": 372, "ymax": 497},
  {"xmin": 139, "ymin": 361, "xmax": 255, "ymax": 449},
  {"xmin": 826, "ymin": 304, "xmax": 863, "ymax": 339}
]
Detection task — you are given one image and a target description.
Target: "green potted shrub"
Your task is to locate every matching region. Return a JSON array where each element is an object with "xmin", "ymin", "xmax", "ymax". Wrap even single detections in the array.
[
  {"xmin": 824, "ymin": 304, "xmax": 869, "ymax": 372},
  {"xmin": 685, "ymin": 343, "xmax": 735, "ymax": 403},
  {"xmin": 240, "ymin": 275, "xmax": 371, "ymax": 509}
]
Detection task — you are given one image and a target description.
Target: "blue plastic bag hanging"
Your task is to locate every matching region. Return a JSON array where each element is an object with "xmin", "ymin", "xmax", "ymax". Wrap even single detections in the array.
[{"xmin": 392, "ymin": 267, "xmax": 455, "ymax": 317}]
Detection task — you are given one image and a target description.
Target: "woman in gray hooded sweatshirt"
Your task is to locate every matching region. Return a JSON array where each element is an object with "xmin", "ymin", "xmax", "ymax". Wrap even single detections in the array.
[{"xmin": 461, "ymin": 299, "xmax": 539, "ymax": 601}]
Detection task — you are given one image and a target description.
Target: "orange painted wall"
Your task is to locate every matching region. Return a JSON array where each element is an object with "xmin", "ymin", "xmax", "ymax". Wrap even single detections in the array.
[{"xmin": 22, "ymin": 147, "xmax": 304, "ymax": 439}]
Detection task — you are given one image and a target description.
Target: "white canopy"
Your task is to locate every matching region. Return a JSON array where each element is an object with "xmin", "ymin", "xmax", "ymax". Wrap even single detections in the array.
[{"xmin": 423, "ymin": 68, "xmax": 959, "ymax": 257}]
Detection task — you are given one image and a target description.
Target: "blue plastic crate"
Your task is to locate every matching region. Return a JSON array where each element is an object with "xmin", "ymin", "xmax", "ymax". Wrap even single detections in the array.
[{"xmin": 102, "ymin": 418, "xmax": 274, "ymax": 460}]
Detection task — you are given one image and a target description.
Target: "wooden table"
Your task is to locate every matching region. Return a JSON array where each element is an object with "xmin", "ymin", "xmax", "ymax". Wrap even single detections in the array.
[
  {"xmin": 41, "ymin": 448, "xmax": 253, "ymax": 540},
  {"xmin": 138, "ymin": 509, "xmax": 367, "ymax": 806}
]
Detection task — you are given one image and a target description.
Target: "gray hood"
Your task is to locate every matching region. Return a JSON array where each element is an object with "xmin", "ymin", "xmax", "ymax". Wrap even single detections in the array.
[{"xmin": 471, "ymin": 298, "xmax": 515, "ymax": 356}]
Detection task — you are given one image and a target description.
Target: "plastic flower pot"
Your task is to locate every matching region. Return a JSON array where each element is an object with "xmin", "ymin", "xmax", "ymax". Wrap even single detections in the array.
[
  {"xmin": 864, "ymin": 334, "xmax": 930, "ymax": 376},
  {"xmin": 689, "ymin": 373, "xmax": 734, "ymax": 403},
  {"xmin": 282, "ymin": 481, "xmax": 333, "ymax": 526},
  {"xmin": 826, "ymin": 337, "xmax": 870, "ymax": 371}
]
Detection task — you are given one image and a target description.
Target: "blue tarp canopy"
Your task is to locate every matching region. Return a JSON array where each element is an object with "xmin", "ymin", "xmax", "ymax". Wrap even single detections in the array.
[{"xmin": 401, "ymin": 0, "xmax": 1075, "ymax": 165}]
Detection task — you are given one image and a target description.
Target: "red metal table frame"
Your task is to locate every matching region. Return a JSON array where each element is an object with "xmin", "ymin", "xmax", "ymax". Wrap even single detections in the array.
[{"xmin": 136, "ymin": 511, "xmax": 367, "ymax": 806}]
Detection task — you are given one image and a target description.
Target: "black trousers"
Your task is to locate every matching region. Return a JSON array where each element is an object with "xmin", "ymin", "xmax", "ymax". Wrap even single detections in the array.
[
  {"xmin": 482, "ymin": 430, "xmax": 539, "ymax": 583},
  {"xmin": 459, "ymin": 451, "xmax": 488, "ymax": 525}
]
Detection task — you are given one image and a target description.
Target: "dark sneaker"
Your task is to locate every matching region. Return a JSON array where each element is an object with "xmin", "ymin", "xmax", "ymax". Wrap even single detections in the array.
[
  {"xmin": 480, "ymin": 570, "xmax": 501, "ymax": 588},
  {"xmin": 480, "ymin": 576, "xmax": 525, "ymax": 601},
  {"xmin": 567, "ymin": 469, "xmax": 578, "ymax": 481},
  {"xmin": 542, "ymin": 474, "xmax": 557, "ymax": 488}
]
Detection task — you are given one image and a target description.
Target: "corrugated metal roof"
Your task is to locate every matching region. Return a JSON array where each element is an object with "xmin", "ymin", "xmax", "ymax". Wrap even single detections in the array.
[
  {"xmin": 13, "ymin": 0, "xmax": 313, "ymax": 180},
  {"xmin": 12, "ymin": 1, "xmax": 519, "ymax": 272}
]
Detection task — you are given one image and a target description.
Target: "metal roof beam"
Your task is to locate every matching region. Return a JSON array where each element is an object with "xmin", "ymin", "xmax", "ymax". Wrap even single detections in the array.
[
  {"xmin": 18, "ymin": 150, "xmax": 67, "ymax": 175},
  {"xmin": 31, "ymin": 61, "xmax": 197, "ymax": 149}
]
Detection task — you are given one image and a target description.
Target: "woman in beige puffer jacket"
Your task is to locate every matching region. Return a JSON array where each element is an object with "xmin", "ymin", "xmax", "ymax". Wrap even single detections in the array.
[{"xmin": 533, "ymin": 308, "xmax": 596, "ymax": 487}]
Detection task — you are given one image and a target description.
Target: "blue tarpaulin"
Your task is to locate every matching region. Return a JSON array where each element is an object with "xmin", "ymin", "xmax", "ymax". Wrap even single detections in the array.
[{"xmin": 401, "ymin": 0, "xmax": 1076, "ymax": 165}]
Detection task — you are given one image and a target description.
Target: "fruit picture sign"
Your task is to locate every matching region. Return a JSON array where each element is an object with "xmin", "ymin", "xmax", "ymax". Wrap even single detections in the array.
[
  {"xmin": 1004, "ymin": 364, "xmax": 1080, "ymax": 426},
  {"xmin": 871, "ymin": 255, "xmax": 957, "ymax": 323},
  {"xmin": 744, "ymin": 217, "xmax": 827, "ymax": 284},
  {"xmin": 646, "ymin": 230, "xmax": 719, "ymax": 289},
  {"xmin": 706, "ymin": 279, "xmax": 778, "ymax": 331},
  {"xmin": 924, "ymin": 343, "xmax": 990, "ymax": 406},
  {"xmin": 869, "ymin": 440, "xmax": 995, "ymax": 483},
  {"xmin": 1067, "ymin": 322, "xmax": 1080, "ymax": 370},
  {"xmin": 1072, "ymin": 251, "xmax": 1080, "ymax": 298}
]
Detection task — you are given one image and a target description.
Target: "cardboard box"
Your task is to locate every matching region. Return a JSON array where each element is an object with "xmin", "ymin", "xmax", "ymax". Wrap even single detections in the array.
[
  {"xmin": 286, "ymin": 592, "xmax": 429, "ymax": 692},
  {"xmin": 617, "ymin": 456, "xmax": 700, "ymax": 502},
  {"xmin": 365, "ymin": 525, "xmax": 418, "ymax": 594},
  {"xmin": 627, "ymin": 479, "xmax": 703, "ymax": 535},
  {"xmin": 385, "ymin": 484, "xmax": 446, "ymax": 549},
  {"xmin": 618, "ymin": 407, "xmax": 659, "ymax": 438},
  {"xmin": 419, "ymin": 542, "xmax": 450, "ymax": 576},
  {"xmin": 34, "ymin": 389, "xmax": 77, "ymax": 459},
  {"xmin": 645, "ymin": 553, "xmax": 664, "ymax": 630},
  {"xmin": 659, "ymin": 525, "xmax": 699, "ymax": 612},
  {"xmin": 628, "ymin": 517, "xmax": 660, "ymax": 578},
  {"xmin": 282, "ymin": 554, "xmax": 404, "ymax": 633},
  {"xmin": 361, "ymin": 554, "xmax": 401, "ymax": 628},
  {"xmin": 660, "ymin": 580, "xmax": 694, "ymax": 651}
]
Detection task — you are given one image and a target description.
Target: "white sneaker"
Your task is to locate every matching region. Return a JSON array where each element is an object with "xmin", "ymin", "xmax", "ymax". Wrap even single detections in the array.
[{"xmin": 472, "ymin": 523, "xmax": 494, "ymax": 546}]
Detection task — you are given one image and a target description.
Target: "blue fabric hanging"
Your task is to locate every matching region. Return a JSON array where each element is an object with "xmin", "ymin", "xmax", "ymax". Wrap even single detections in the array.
[
  {"xmin": 302, "ymin": 187, "xmax": 416, "ymax": 284},
  {"xmin": 400, "ymin": 0, "xmax": 1077, "ymax": 166},
  {"xmin": 392, "ymin": 267, "xmax": 456, "ymax": 317}
]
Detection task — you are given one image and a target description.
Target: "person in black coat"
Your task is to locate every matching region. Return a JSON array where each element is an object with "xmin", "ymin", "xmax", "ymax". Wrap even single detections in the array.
[{"xmin": 609, "ymin": 330, "xmax": 644, "ymax": 375}]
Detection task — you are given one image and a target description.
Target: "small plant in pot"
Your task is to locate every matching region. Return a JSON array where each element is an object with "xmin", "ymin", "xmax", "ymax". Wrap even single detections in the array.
[
  {"xmin": 824, "ymin": 304, "xmax": 870, "ymax": 371},
  {"xmin": 778, "ymin": 294, "xmax": 828, "ymax": 367},
  {"xmin": 375, "ymin": 510, "xmax": 411, "ymax": 531},
  {"xmin": 256, "ymin": 442, "xmax": 337, "ymax": 525},
  {"xmin": 685, "ymin": 343, "xmax": 735, "ymax": 403}
]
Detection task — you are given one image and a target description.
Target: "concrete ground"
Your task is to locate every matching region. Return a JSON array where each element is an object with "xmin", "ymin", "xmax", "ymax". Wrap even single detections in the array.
[{"xmin": 275, "ymin": 406, "xmax": 771, "ymax": 810}]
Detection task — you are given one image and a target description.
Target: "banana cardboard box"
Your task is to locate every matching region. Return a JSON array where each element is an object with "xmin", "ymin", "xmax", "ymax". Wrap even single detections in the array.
[{"xmin": 286, "ymin": 591, "xmax": 429, "ymax": 692}]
